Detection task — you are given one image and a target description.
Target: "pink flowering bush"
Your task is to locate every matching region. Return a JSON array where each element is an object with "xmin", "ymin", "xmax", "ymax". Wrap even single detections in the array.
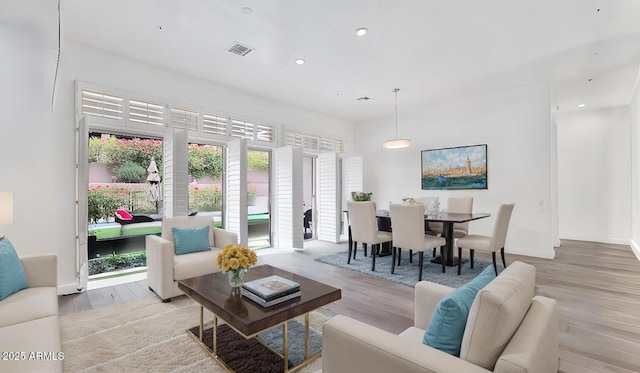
[
  {"xmin": 88, "ymin": 185, "xmax": 130, "ymax": 224},
  {"xmin": 188, "ymin": 184, "xmax": 222, "ymax": 212}
]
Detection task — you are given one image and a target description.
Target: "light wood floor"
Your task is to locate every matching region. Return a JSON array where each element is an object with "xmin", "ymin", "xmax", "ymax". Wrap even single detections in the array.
[{"xmin": 59, "ymin": 239, "xmax": 640, "ymax": 373}]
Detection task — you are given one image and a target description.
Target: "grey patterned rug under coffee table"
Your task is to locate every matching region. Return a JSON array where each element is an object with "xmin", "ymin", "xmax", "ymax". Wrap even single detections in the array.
[{"xmin": 316, "ymin": 249, "xmax": 500, "ymax": 288}]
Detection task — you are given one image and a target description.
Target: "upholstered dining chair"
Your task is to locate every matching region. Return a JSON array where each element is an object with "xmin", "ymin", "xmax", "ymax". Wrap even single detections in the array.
[
  {"xmin": 429, "ymin": 197, "xmax": 473, "ymax": 255},
  {"xmin": 389, "ymin": 204, "xmax": 447, "ymax": 279},
  {"xmin": 456, "ymin": 203, "xmax": 515, "ymax": 275},
  {"xmin": 346, "ymin": 201, "xmax": 392, "ymax": 271}
]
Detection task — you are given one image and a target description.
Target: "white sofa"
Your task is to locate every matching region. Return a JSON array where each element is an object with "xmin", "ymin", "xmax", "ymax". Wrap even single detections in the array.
[
  {"xmin": 146, "ymin": 216, "xmax": 238, "ymax": 301},
  {"xmin": 323, "ymin": 261, "xmax": 558, "ymax": 373},
  {"xmin": 0, "ymin": 255, "xmax": 62, "ymax": 373}
]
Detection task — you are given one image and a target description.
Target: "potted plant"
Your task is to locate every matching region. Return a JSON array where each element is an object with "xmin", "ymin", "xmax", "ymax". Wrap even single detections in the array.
[{"xmin": 351, "ymin": 191, "xmax": 373, "ymax": 201}]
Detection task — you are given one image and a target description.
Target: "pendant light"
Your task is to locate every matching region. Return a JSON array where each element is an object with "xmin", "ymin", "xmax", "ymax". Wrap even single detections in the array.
[{"xmin": 383, "ymin": 88, "xmax": 412, "ymax": 150}]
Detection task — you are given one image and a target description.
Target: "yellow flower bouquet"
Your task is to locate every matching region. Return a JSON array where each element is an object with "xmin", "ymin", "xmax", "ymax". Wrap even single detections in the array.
[{"xmin": 216, "ymin": 244, "xmax": 258, "ymax": 287}]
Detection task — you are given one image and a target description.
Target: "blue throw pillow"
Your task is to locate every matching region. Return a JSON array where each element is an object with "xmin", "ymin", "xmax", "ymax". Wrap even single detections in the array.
[
  {"xmin": 0, "ymin": 238, "xmax": 29, "ymax": 301},
  {"xmin": 422, "ymin": 266, "xmax": 496, "ymax": 356},
  {"xmin": 172, "ymin": 226, "xmax": 211, "ymax": 255}
]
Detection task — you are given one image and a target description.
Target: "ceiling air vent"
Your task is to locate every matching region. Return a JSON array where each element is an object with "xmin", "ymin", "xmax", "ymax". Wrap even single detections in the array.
[
  {"xmin": 227, "ymin": 42, "xmax": 253, "ymax": 56},
  {"xmin": 357, "ymin": 96, "xmax": 371, "ymax": 101}
]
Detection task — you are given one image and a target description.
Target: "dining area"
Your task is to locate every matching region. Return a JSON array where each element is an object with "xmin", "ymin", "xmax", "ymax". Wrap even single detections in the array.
[{"xmin": 345, "ymin": 197, "xmax": 515, "ymax": 278}]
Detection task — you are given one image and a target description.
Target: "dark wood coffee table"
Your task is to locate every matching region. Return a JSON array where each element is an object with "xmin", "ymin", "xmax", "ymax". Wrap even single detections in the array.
[{"xmin": 178, "ymin": 264, "xmax": 341, "ymax": 372}]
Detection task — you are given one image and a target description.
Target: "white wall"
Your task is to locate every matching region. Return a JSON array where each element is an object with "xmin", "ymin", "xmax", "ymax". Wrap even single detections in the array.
[
  {"xmin": 0, "ymin": 23, "xmax": 78, "ymax": 292},
  {"xmin": 354, "ymin": 83, "xmax": 556, "ymax": 258},
  {"xmin": 557, "ymin": 107, "xmax": 631, "ymax": 244},
  {"xmin": 630, "ymin": 74, "xmax": 640, "ymax": 258},
  {"xmin": 0, "ymin": 25, "xmax": 354, "ymax": 294}
]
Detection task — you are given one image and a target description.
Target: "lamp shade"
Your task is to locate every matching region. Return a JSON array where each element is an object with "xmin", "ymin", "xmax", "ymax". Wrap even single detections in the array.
[
  {"xmin": 0, "ymin": 192, "xmax": 13, "ymax": 225},
  {"xmin": 383, "ymin": 138, "xmax": 412, "ymax": 150},
  {"xmin": 383, "ymin": 88, "xmax": 412, "ymax": 150}
]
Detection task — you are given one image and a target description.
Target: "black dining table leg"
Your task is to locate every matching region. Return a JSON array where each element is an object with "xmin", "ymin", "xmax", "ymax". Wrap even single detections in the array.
[
  {"xmin": 443, "ymin": 222, "xmax": 454, "ymax": 266},
  {"xmin": 430, "ymin": 222, "xmax": 457, "ymax": 267},
  {"xmin": 347, "ymin": 225, "xmax": 352, "ymax": 264}
]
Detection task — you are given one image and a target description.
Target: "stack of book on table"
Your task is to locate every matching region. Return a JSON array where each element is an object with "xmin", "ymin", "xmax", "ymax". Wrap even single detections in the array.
[{"xmin": 241, "ymin": 275, "xmax": 301, "ymax": 307}]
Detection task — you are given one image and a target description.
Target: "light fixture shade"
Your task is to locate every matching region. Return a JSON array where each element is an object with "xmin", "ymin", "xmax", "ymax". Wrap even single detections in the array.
[
  {"xmin": 0, "ymin": 192, "xmax": 13, "ymax": 225},
  {"xmin": 384, "ymin": 88, "xmax": 412, "ymax": 150},
  {"xmin": 383, "ymin": 139, "xmax": 412, "ymax": 150}
]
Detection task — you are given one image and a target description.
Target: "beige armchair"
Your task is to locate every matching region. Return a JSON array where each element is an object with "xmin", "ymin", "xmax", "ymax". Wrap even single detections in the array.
[
  {"xmin": 457, "ymin": 203, "xmax": 515, "ymax": 275},
  {"xmin": 146, "ymin": 216, "xmax": 238, "ymax": 302},
  {"xmin": 322, "ymin": 261, "xmax": 558, "ymax": 373}
]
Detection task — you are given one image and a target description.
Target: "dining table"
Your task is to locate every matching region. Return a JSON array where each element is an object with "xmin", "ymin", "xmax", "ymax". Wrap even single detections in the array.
[{"xmin": 375, "ymin": 210, "xmax": 490, "ymax": 267}]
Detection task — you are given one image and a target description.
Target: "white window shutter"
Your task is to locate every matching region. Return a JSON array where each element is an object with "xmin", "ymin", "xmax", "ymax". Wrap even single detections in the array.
[
  {"xmin": 163, "ymin": 129, "xmax": 189, "ymax": 217},
  {"xmin": 81, "ymin": 89, "xmax": 124, "ymax": 119},
  {"xmin": 343, "ymin": 156, "xmax": 363, "ymax": 202},
  {"xmin": 316, "ymin": 152, "xmax": 341, "ymax": 243},
  {"xmin": 163, "ymin": 131, "xmax": 174, "ymax": 217},
  {"xmin": 342, "ymin": 156, "xmax": 363, "ymax": 240},
  {"xmin": 203, "ymin": 113, "xmax": 228, "ymax": 136},
  {"xmin": 226, "ymin": 138, "xmax": 248, "ymax": 247},
  {"xmin": 173, "ymin": 130, "xmax": 189, "ymax": 216},
  {"xmin": 274, "ymin": 146, "xmax": 304, "ymax": 249},
  {"xmin": 170, "ymin": 107, "xmax": 198, "ymax": 131},
  {"xmin": 75, "ymin": 116, "xmax": 89, "ymax": 292},
  {"xmin": 128, "ymin": 99, "xmax": 165, "ymax": 126}
]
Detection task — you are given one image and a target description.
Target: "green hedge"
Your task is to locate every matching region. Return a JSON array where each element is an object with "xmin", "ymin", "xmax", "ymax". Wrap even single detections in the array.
[{"xmin": 88, "ymin": 252, "xmax": 146, "ymax": 276}]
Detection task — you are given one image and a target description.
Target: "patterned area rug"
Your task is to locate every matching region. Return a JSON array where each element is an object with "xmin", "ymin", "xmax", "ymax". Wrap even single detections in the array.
[
  {"xmin": 189, "ymin": 319, "xmax": 321, "ymax": 372},
  {"xmin": 316, "ymin": 249, "xmax": 499, "ymax": 288},
  {"xmin": 61, "ymin": 296, "xmax": 325, "ymax": 372}
]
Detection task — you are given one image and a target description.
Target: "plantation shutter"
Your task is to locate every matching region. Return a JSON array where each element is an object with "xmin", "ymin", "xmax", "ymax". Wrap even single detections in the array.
[
  {"xmin": 343, "ymin": 156, "xmax": 363, "ymax": 202},
  {"xmin": 342, "ymin": 156, "xmax": 363, "ymax": 240},
  {"xmin": 129, "ymin": 99, "xmax": 165, "ymax": 126},
  {"xmin": 226, "ymin": 138, "xmax": 248, "ymax": 247},
  {"xmin": 81, "ymin": 89, "xmax": 124, "ymax": 119},
  {"xmin": 273, "ymin": 146, "xmax": 304, "ymax": 249},
  {"xmin": 203, "ymin": 114, "xmax": 228, "ymax": 136},
  {"xmin": 163, "ymin": 129, "xmax": 189, "ymax": 217},
  {"xmin": 231, "ymin": 120, "xmax": 254, "ymax": 140},
  {"xmin": 75, "ymin": 116, "xmax": 89, "ymax": 292},
  {"xmin": 170, "ymin": 107, "xmax": 198, "ymax": 131},
  {"xmin": 316, "ymin": 152, "xmax": 341, "ymax": 243},
  {"xmin": 173, "ymin": 130, "xmax": 189, "ymax": 216},
  {"xmin": 285, "ymin": 131, "xmax": 304, "ymax": 148}
]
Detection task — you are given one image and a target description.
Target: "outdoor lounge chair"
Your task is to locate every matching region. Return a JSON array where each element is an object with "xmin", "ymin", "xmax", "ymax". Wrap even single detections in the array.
[
  {"xmin": 115, "ymin": 209, "xmax": 196, "ymax": 226},
  {"xmin": 114, "ymin": 209, "xmax": 156, "ymax": 225},
  {"xmin": 115, "ymin": 209, "xmax": 158, "ymax": 235}
]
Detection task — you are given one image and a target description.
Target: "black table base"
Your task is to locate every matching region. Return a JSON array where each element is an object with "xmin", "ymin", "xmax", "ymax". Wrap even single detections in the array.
[{"xmin": 431, "ymin": 255, "xmax": 469, "ymax": 267}]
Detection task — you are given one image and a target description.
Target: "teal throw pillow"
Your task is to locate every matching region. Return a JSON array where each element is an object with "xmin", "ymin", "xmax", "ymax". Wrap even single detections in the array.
[
  {"xmin": 172, "ymin": 226, "xmax": 211, "ymax": 255},
  {"xmin": 0, "ymin": 238, "xmax": 29, "ymax": 301},
  {"xmin": 422, "ymin": 266, "xmax": 496, "ymax": 356}
]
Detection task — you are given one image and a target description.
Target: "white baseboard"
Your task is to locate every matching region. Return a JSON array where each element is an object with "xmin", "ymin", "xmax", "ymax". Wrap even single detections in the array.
[
  {"xmin": 559, "ymin": 235, "xmax": 630, "ymax": 246},
  {"xmin": 631, "ymin": 239, "xmax": 640, "ymax": 261},
  {"xmin": 507, "ymin": 249, "xmax": 555, "ymax": 259}
]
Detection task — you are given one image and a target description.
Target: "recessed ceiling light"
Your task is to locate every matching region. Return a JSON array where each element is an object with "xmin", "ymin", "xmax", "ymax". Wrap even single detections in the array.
[
  {"xmin": 242, "ymin": 7, "xmax": 253, "ymax": 15},
  {"xmin": 295, "ymin": 59, "xmax": 305, "ymax": 65},
  {"xmin": 578, "ymin": 104, "xmax": 586, "ymax": 108},
  {"xmin": 356, "ymin": 28, "xmax": 368, "ymax": 36}
]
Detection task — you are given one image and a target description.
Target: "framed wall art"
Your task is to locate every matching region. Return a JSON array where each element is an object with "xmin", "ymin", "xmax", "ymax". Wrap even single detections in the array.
[{"xmin": 421, "ymin": 144, "xmax": 488, "ymax": 190}]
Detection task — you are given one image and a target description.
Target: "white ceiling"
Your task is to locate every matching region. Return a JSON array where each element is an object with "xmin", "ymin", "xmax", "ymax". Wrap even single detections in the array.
[{"xmin": 2, "ymin": 0, "xmax": 640, "ymax": 122}]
